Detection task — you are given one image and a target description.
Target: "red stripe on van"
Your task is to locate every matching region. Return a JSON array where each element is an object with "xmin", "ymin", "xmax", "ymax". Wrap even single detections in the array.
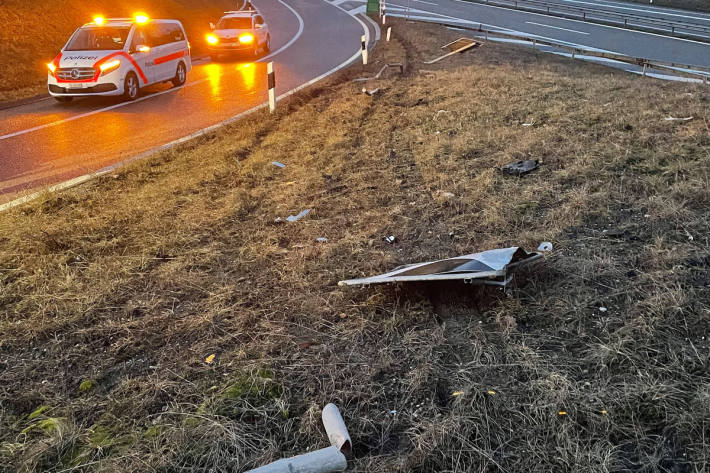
[{"xmin": 154, "ymin": 50, "xmax": 186, "ymax": 65}]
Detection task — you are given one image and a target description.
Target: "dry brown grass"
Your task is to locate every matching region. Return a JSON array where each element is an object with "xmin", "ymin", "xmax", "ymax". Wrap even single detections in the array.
[
  {"xmin": 0, "ymin": 0, "xmax": 233, "ymax": 102},
  {"xmin": 1, "ymin": 19, "xmax": 709, "ymax": 473}
]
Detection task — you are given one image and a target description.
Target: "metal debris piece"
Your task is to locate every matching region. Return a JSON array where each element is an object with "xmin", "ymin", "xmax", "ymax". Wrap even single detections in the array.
[
  {"xmin": 664, "ymin": 116, "xmax": 693, "ymax": 121},
  {"xmin": 424, "ymin": 37, "xmax": 480, "ymax": 64},
  {"xmin": 286, "ymin": 209, "xmax": 311, "ymax": 222},
  {"xmin": 245, "ymin": 447, "xmax": 347, "ymax": 473},
  {"xmin": 339, "ymin": 244, "xmax": 547, "ymax": 287},
  {"xmin": 322, "ymin": 404, "xmax": 352, "ymax": 454},
  {"xmin": 272, "ymin": 161, "xmax": 286, "ymax": 168},
  {"xmin": 245, "ymin": 404, "xmax": 351, "ymax": 473},
  {"xmin": 502, "ymin": 159, "xmax": 539, "ymax": 176},
  {"xmin": 353, "ymin": 63, "xmax": 404, "ymax": 82}
]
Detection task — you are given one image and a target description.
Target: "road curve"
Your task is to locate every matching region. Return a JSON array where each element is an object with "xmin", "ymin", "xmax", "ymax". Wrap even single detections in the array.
[{"xmin": 0, "ymin": 0, "xmax": 367, "ymax": 205}]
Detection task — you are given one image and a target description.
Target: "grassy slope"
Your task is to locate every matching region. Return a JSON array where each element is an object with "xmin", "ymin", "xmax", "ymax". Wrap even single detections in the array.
[
  {"xmin": 0, "ymin": 0, "xmax": 233, "ymax": 101},
  {"xmin": 1, "ymin": 19, "xmax": 709, "ymax": 473}
]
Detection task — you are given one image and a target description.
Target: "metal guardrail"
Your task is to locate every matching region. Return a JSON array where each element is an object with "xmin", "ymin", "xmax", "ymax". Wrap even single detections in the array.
[
  {"xmin": 404, "ymin": 17, "xmax": 710, "ymax": 82},
  {"xmin": 461, "ymin": 0, "xmax": 710, "ymax": 42}
]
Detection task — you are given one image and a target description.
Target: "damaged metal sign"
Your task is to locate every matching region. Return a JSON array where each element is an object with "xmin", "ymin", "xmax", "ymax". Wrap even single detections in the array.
[{"xmin": 339, "ymin": 244, "xmax": 550, "ymax": 287}]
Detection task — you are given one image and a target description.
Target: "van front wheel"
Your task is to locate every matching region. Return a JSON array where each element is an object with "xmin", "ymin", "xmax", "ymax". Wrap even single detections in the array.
[{"xmin": 123, "ymin": 72, "xmax": 139, "ymax": 101}]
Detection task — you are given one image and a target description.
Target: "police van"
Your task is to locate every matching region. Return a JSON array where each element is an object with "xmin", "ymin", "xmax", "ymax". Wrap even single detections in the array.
[
  {"xmin": 47, "ymin": 14, "xmax": 192, "ymax": 103},
  {"xmin": 205, "ymin": 9, "xmax": 271, "ymax": 59}
]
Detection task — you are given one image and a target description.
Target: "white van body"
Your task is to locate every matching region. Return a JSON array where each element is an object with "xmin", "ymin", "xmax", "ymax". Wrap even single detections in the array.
[{"xmin": 47, "ymin": 18, "xmax": 192, "ymax": 102}]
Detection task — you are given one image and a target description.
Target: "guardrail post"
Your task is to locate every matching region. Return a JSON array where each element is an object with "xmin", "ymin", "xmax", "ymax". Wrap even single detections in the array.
[
  {"xmin": 267, "ymin": 62, "xmax": 276, "ymax": 113},
  {"xmin": 642, "ymin": 63, "xmax": 647, "ymax": 77},
  {"xmin": 387, "ymin": 26, "xmax": 392, "ymax": 41}
]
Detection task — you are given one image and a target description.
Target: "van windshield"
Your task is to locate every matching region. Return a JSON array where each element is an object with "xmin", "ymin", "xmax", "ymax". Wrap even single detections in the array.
[
  {"xmin": 65, "ymin": 27, "xmax": 131, "ymax": 51},
  {"xmin": 216, "ymin": 17, "xmax": 252, "ymax": 29}
]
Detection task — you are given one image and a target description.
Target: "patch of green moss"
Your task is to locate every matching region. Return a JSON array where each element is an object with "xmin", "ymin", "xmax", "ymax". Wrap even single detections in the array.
[
  {"xmin": 88, "ymin": 424, "xmax": 115, "ymax": 448},
  {"xmin": 21, "ymin": 417, "xmax": 64, "ymax": 435},
  {"xmin": 78, "ymin": 379, "xmax": 98, "ymax": 392},
  {"xmin": 27, "ymin": 404, "xmax": 49, "ymax": 420},
  {"xmin": 210, "ymin": 368, "xmax": 283, "ymax": 419},
  {"xmin": 144, "ymin": 425, "xmax": 162, "ymax": 439}
]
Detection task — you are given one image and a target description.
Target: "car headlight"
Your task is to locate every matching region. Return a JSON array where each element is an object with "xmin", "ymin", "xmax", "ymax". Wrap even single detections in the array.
[
  {"xmin": 238, "ymin": 33, "xmax": 254, "ymax": 44},
  {"xmin": 99, "ymin": 59, "xmax": 121, "ymax": 75},
  {"xmin": 206, "ymin": 34, "xmax": 219, "ymax": 45}
]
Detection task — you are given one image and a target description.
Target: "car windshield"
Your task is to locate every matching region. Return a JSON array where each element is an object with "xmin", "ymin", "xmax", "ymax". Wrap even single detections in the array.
[
  {"xmin": 65, "ymin": 26, "xmax": 131, "ymax": 51},
  {"xmin": 216, "ymin": 17, "xmax": 252, "ymax": 29}
]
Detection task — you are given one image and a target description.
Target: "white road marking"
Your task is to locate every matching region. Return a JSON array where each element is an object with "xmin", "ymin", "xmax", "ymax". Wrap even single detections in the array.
[
  {"xmin": 526, "ymin": 21, "xmax": 590, "ymax": 34},
  {"xmin": 360, "ymin": 12, "xmax": 382, "ymax": 41},
  {"xmin": 332, "ymin": 0, "xmax": 358, "ymax": 6},
  {"xmin": 557, "ymin": 0, "xmax": 710, "ymax": 22},
  {"xmin": 1, "ymin": 0, "xmax": 372, "ymax": 212},
  {"xmin": 348, "ymin": 5, "xmax": 367, "ymax": 14},
  {"xmin": 412, "ymin": 0, "xmax": 438, "ymax": 5},
  {"xmin": 0, "ymin": 0, "xmax": 305, "ymax": 143}
]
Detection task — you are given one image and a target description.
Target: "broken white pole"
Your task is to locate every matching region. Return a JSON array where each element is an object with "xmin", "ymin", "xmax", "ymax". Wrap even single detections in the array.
[
  {"xmin": 244, "ymin": 446, "xmax": 347, "ymax": 473},
  {"xmin": 361, "ymin": 35, "xmax": 368, "ymax": 65},
  {"xmin": 267, "ymin": 62, "xmax": 276, "ymax": 113},
  {"xmin": 642, "ymin": 63, "xmax": 647, "ymax": 77},
  {"xmin": 322, "ymin": 403, "xmax": 352, "ymax": 454},
  {"xmin": 386, "ymin": 27, "xmax": 392, "ymax": 42}
]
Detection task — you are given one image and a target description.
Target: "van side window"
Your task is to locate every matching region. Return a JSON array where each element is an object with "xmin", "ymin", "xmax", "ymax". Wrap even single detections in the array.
[
  {"xmin": 131, "ymin": 29, "xmax": 149, "ymax": 50},
  {"xmin": 145, "ymin": 24, "xmax": 165, "ymax": 46},
  {"xmin": 168, "ymin": 24, "xmax": 185, "ymax": 42}
]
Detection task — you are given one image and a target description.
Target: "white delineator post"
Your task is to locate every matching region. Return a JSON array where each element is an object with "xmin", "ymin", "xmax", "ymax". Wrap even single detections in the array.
[
  {"xmin": 361, "ymin": 35, "xmax": 368, "ymax": 65},
  {"xmin": 386, "ymin": 26, "xmax": 392, "ymax": 42},
  {"xmin": 267, "ymin": 61, "xmax": 276, "ymax": 113}
]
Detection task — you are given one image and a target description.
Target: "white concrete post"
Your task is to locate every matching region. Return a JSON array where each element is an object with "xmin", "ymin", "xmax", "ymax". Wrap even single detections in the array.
[{"xmin": 386, "ymin": 27, "xmax": 392, "ymax": 42}]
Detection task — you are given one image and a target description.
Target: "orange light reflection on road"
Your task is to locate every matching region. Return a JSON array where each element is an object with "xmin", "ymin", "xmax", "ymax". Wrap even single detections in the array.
[
  {"xmin": 204, "ymin": 63, "xmax": 222, "ymax": 97},
  {"xmin": 237, "ymin": 63, "xmax": 256, "ymax": 91}
]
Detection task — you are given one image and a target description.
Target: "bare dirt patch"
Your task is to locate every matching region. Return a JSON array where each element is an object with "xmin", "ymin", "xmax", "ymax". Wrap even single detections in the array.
[{"xmin": 1, "ymin": 18, "xmax": 709, "ymax": 473}]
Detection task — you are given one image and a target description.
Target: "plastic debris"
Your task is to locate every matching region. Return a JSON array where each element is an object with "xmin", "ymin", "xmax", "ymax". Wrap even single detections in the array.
[
  {"xmin": 353, "ymin": 63, "xmax": 404, "ymax": 82},
  {"xmin": 452, "ymin": 391, "xmax": 464, "ymax": 396},
  {"xmin": 272, "ymin": 161, "xmax": 286, "ymax": 168},
  {"xmin": 522, "ymin": 121, "xmax": 535, "ymax": 126},
  {"xmin": 316, "ymin": 237, "xmax": 328, "ymax": 243},
  {"xmin": 205, "ymin": 354, "xmax": 216, "ymax": 364},
  {"xmin": 502, "ymin": 159, "xmax": 539, "ymax": 176},
  {"xmin": 286, "ymin": 209, "xmax": 311, "ymax": 222},
  {"xmin": 599, "ymin": 307, "xmax": 608, "ymax": 312},
  {"xmin": 339, "ymin": 244, "xmax": 546, "ymax": 287},
  {"xmin": 384, "ymin": 235, "xmax": 396, "ymax": 244}
]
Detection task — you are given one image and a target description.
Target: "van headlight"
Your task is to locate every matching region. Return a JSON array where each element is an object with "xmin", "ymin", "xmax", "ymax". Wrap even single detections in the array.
[{"xmin": 99, "ymin": 59, "xmax": 121, "ymax": 76}]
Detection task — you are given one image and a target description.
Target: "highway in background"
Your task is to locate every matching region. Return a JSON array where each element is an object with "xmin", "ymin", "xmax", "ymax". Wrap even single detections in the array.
[
  {"xmin": 0, "ymin": 0, "xmax": 370, "ymax": 206},
  {"xmin": 377, "ymin": 0, "xmax": 710, "ymax": 67}
]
